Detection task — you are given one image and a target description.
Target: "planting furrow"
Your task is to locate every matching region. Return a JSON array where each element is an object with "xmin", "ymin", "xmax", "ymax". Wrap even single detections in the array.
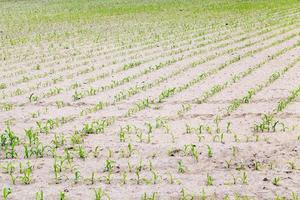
[
  {"xmin": 0, "ymin": 7, "xmax": 297, "ymax": 80},
  {"xmin": 0, "ymin": 20, "xmax": 296, "ymax": 123},
  {"xmin": 180, "ymin": 53, "xmax": 300, "ymax": 135},
  {"xmin": 1, "ymin": 5, "xmax": 296, "ymax": 67},
  {"xmin": 135, "ymin": 38, "xmax": 300, "ymax": 123},
  {"xmin": 15, "ymin": 25, "xmax": 299, "ymax": 136},
  {"xmin": 2, "ymin": 16, "xmax": 298, "ymax": 109},
  {"xmin": 1, "ymin": 8, "xmax": 298, "ymax": 87}
]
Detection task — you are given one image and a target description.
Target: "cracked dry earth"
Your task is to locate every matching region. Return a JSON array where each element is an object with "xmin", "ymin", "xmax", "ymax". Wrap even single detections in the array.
[{"xmin": 1, "ymin": 4, "xmax": 300, "ymax": 200}]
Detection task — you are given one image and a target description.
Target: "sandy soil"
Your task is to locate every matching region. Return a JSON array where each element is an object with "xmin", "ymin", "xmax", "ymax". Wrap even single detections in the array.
[{"xmin": 0, "ymin": 7, "xmax": 300, "ymax": 200}]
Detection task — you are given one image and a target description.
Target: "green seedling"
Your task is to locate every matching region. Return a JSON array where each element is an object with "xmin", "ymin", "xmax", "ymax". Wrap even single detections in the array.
[
  {"xmin": 141, "ymin": 192, "xmax": 158, "ymax": 200},
  {"xmin": 272, "ymin": 177, "xmax": 280, "ymax": 186},
  {"xmin": 59, "ymin": 192, "xmax": 65, "ymax": 200},
  {"xmin": 177, "ymin": 160, "xmax": 186, "ymax": 173},
  {"xmin": 206, "ymin": 174, "xmax": 213, "ymax": 186},
  {"xmin": 35, "ymin": 191, "xmax": 44, "ymax": 200},
  {"xmin": 74, "ymin": 170, "xmax": 81, "ymax": 184},
  {"xmin": 207, "ymin": 145, "xmax": 213, "ymax": 158},
  {"xmin": 3, "ymin": 188, "xmax": 12, "ymax": 200}
]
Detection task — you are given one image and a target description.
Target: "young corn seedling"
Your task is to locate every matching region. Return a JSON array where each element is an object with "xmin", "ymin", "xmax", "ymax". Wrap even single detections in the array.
[
  {"xmin": 179, "ymin": 188, "xmax": 194, "ymax": 200},
  {"xmin": 31, "ymin": 142, "xmax": 46, "ymax": 158},
  {"xmin": 274, "ymin": 194, "xmax": 285, "ymax": 200},
  {"xmin": 127, "ymin": 161, "xmax": 132, "ymax": 172},
  {"xmin": 122, "ymin": 61, "xmax": 142, "ymax": 70},
  {"xmin": 78, "ymin": 145, "xmax": 87, "ymax": 159},
  {"xmin": 207, "ymin": 145, "xmax": 213, "ymax": 158},
  {"xmin": 167, "ymin": 173, "xmax": 174, "ymax": 184},
  {"xmin": 107, "ymin": 148, "xmax": 113, "ymax": 158},
  {"xmin": 206, "ymin": 126, "xmax": 212, "ymax": 134},
  {"xmin": 230, "ymin": 174, "xmax": 237, "ymax": 185},
  {"xmin": 104, "ymin": 159, "xmax": 115, "ymax": 172},
  {"xmin": 241, "ymin": 171, "xmax": 248, "ymax": 184},
  {"xmin": 127, "ymin": 98, "xmax": 151, "ymax": 116},
  {"xmin": 0, "ymin": 103, "xmax": 13, "ymax": 111},
  {"xmin": 59, "ymin": 192, "xmax": 65, "ymax": 200},
  {"xmin": 51, "ymin": 133, "xmax": 65, "ymax": 148},
  {"xmin": 236, "ymin": 162, "xmax": 246, "ymax": 171},
  {"xmin": 225, "ymin": 159, "xmax": 232, "ymax": 169},
  {"xmin": 277, "ymin": 86, "xmax": 300, "ymax": 112},
  {"xmin": 2, "ymin": 187, "xmax": 11, "ymax": 200},
  {"xmin": 20, "ymin": 166, "xmax": 33, "ymax": 184},
  {"xmin": 158, "ymin": 87, "xmax": 176, "ymax": 103},
  {"xmin": 197, "ymin": 125, "xmax": 204, "ymax": 134},
  {"xmin": 119, "ymin": 128, "xmax": 126, "ymax": 142},
  {"xmin": 121, "ymin": 171, "xmax": 127, "ymax": 184},
  {"xmin": 1, "ymin": 127, "xmax": 19, "ymax": 158},
  {"xmin": 145, "ymin": 122, "xmax": 153, "ymax": 134},
  {"xmin": 288, "ymin": 161, "xmax": 297, "ymax": 170},
  {"xmin": 272, "ymin": 177, "xmax": 280, "ymax": 186},
  {"xmin": 93, "ymin": 146, "xmax": 100, "ymax": 158},
  {"xmin": 104, "ymin": 171, "xmax": 112, "ymax": 184},
  {"xmin": 70, "ymin": 132, "xmax": 84, "ymax": 145},
  {"xmin": 206, "ymin": 174, "xmax": 213, "ymax": 186},
  {"xmin": 127, "ymin": 143, "xmax": 134, "ymax": 157},
  {"xmin": 71, "ymin": 82, "xmax": 81, "ymax": 89},
  {"xmin": 177, "ymin": 160, "xmax": 186, "ymax": 173},
  {"xmin": 35, "ymin": 191, "xmax": 44, "ymax": 200},
  {"xmin": 231, "ymin": 146, "xmax": 238, "ymax": 157},
  {"xmin": 151, "ymin": 170, "xmax": 158, "ymax": 184},
  {"xmin": 136, "ymin": 165, "xmax": 142, "ymax": 184},
  {"xmin": 87, "ymin": 87, "xmax": 97, "ymax": 96},
  {"xmin": 53, "ymin": 160, "xmax": 61, "ymax": 183},
  {"xmin": 89, "ymin": 171, "xmax": 96, "ymax": 185},
  {"xmin": 25, "ymin": 128, "xmax": 39, "ymax": 146},
  {"xmin": 185, "ymin": 124, "xmax": 193, "ymax": 134},
  {"xmin": 200, "ymin": 188, "xmax": 206, "ymax": 200},
  {"xmin": 253, "ymin": 114, "xmax": 281, "ymax": 133},
  {"xmin": 2, "ymin": 162, "xmax": 15, "ymax": 174},
  {"xmin": 233, "ymin": 134, "xmax": 240, "ymax": 143},
  {"xmin": 141, "ymin": 192, "xmax": 158, "ymax": 200},
  {"xmin": 191, "ymin": 145, "xmax": 199, "ymax": 162},
  {"xmin": 177, "ymin": 104, "xmax": 191, "ymax": 116},
  {"xmin": 147, "ymin": 132, "xmax": 152, "ymax": 144},
  {"xmin": 0, "ymin": 83, "xmax": 6, "ymax": 90},
  {"xmin": 72, "ymin": 91, "xmax": 84, "ymax": 101},
  {"xmin": 29, "ymin": 93, "xmax": 38, "ymax": 102},
  {"xmin": 291, "ymin": 192, "xmax": 298, "ymax": 200},
  {"xmin": 55, "ymin": 101, "xmax": 65, "ymax": 109},
  {"xmin": 155, "ymin": 117, "xmax": 166, "ymax": 128},
  {"xmin": 268, "ymin": 162, "xmax": 274, "ymax": 170},
  {"xmin": 94, "ymin": 188, "xmax": 105, "ymax": 200},
  {"xmin": 214, "ymin": 116, "xmax": 221, "ymax": 134},
  {"xmin": 9, "ymin": 173, "xmax": 16, "ymax": 185},
  {"xmin": 196, "ymin": 132, "xmax": 205, "ymax": 142},
  {"xmin": 253, "ymin": 160, "xmax": 261, "ymax": 171},
  {"xmin": 74, "ymin": 169, "xmax": 81, "ymax": 184},
  {"xmin": 226, "ymin": 122, "xmax": 232, "ymax": 133},
  {"xmin": 136, "ymin": 130, "xmax": 143, "ymax": 142}
]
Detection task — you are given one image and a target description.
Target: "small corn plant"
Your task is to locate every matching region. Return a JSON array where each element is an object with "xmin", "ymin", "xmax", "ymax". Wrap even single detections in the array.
[
  {"xmin": 207, "ymin": 145, "xmax": 213, "ymax": 158},
  {"xmin": 272, "ymin": 177, "xmax": 280, "ymax": 186},
  {"xmin": 35, "ymin": 191, "xmax": 44, "ymax": 200},
  {"xmin": 2, "ymin": 187, "xmax": 12, "ymax": 200},
  {"xmin": 206, "ymin": 174, "xmax": 213, "ymax": 186},
  {"xmin": 141, "ymin": 192, "xmax": 158, "ymax": 200},
  {"xmin": 20, "ymin": 166, "xmax": 33, "ymax": 185},
  {"xmin": 59, "ymin": 192, "xmax": 65, "ymax": 200},
  {"xmin": 94, "ymin": 188, "xmax": 110, "ymax": 200},
  {"xmin": 177, "ymin": 160, "xmax": 186, "ymax": 173}
]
